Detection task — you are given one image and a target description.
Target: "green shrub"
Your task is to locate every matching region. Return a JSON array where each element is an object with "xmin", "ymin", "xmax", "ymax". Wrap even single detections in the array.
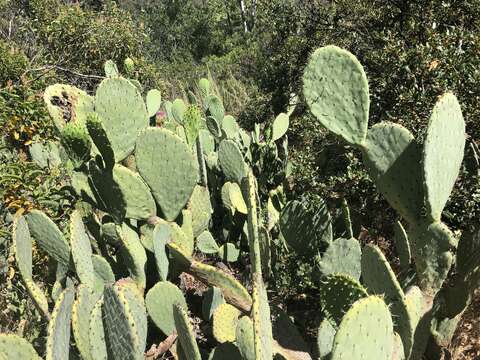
[{"xmin": 0, "ymin": 40, "xmax": 28, "ymax": 87}]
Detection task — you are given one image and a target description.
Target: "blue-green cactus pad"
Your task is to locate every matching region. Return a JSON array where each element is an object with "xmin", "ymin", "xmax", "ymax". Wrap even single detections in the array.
[
  {"xmin": 303, "ymin": 45, "xmax": 369, "ymax": 145},
  {"xmin": 319, "ymin": 238, "xmax": 361, "ymax": 280},
  {"xmin": 423, "ymin": 92, "xmax": 465, "ymax": 221},
  {"xmin": 95, "ymin": 77, "xmax": 149, "ymax": 162},
  {"xmin": 136, "ymin": 128, "xmax": 198, "ymax": 221}
]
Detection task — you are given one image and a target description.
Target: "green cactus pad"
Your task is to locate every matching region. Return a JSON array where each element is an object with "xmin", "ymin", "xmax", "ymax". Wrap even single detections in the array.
[
  {"xmin": 145, "ymin": 281, "xmax": 188, "ymax": 336},
  {"xmin": 13, "ymin": 215, "xmax": 33, "ymax": 279},
  {"xmin": 72, "ymin": 285, "xmax": 102, "ymax": 360},
  {"xmin": 456, "ymin": 228, "xmax": 480, "ymax": 278},
  {"xmin": 118, "ymin": 224, "xmax": 147, "ymax": 291},
  {"xmin": 222, "ymin": 115, "xmax": 240, "ymax": 139},
  {"xmin": 29, "ymin": 140, "xmax": 62, "ymax": 169},
  {"xmin": 190, "ymin": 259, "xmax": 252, "ymax": 312},
  {"xmin": 405, "ymin": 286, "xmax": 426, "ymax": 332},
  {"xmin": 236, "ymin": 316, "xmax": 255, "ymax": 360},
  {"xmin": 113, "ymin": 164, "xmax": 156, "ymax": 220},
  {"xmin": 102, "ymin": 284, "xmax": 146, "ymax": 360},
  {"xmin": 221, "ymin": 182, "xmax": 247, "ymax": 215},
  {"xmin": 303, "ymin": 46, "xmax": 369, "ymax": 145},
  {"xmin": 208, "ymin": 343, "xmax": 242, "ymax": 360},
  {"xmin": 183, "ymin": 105, "xmax": 203, "ymax": 145},
  {"xmin": 319, "ymin": 238, "xmax": 361, "ymax": 280},
  {"xmin": 104, "ymin": 60, "xmax": 119, "ymax": 77},
  {"xmin": 172, "ymin": 98, "xmax": 186, "ymax": 124},
  {"xmin": 206, "ymin": 116, "xmax": 222, "ymax": 138},
  {"xmin": 146, "ymin": 89, "xmax": 162, "ymax": 117},
  {"xmin": 124, "ymin": 57, "xmax": 134, "ymax": 75},
  {"xmin": 118, "ymin": 281, "xmax": 148, "ymax": 354},
  {"xmin": 213, "ymin": 303, "xmax": 241, "ymax": 343},
  {"xmin": 393, "ymin": 221, "xmax": 411, "ymax": 271},
  {"xmin": 72, "ymin": 171, "xmax": 96, "ymax": 202},
  {"xmin": 46, "ymin": 287, "xmax": 75, "ymax": 360},
  {"xmin": 0, "ymin": 334, "xmax": 41, "ymax": 360},
  {"xmin": 409, "ymin": 221, "xmax": 456, "ymax": 294},
  {"xmin": 43, "ymin": 84, "xmax": 94, "ymax": 130},
  {"xmin": 152, "ymin": 222, "xmax": 170, "ymax": 281},
  {"xmin": 423, "ymin": 93, "xmax": 465, "ymax": 221},
  {"xmin": 363, "ymin": 122, "xmax": 424, "ymax": 223},
  {"xmin": 24, "ymin": 278, "xmax": 50, "ymax": 318},
  {"xmin": 319, "ymin": 274, "xmax": 368, "ymax": 326},
  {"xmin": 92, "ymin": 254, "xmax": 115, "ymax": 290},
  {"xmin": 95, "ymin": 77, "xmax": 149, "ymax": 161},
  {"xmin": 271, "ymin": 113, "xmax": 289, "ymax": 142},
  {"xmin": 70, "ymin": 210, "xmax": 95, "ymax": 287},
  {"xmin": 173, "ymin": 304, "xmax": 202, "ymax": 360},
  {"xmin": 331, "ymin": 296, "xmax": 394, "ymax": 360},
  {"xmin": 189, "ymin": 185, "xmax": 213, "ymax": 237},
  {"xmin": 181, "ymin": 208, "xmax": 194, "ymax": 246},
  {"xmin": 317, "ymin": 319, "xmax": 336, "ymax": 359},
  {"xmin": 86, "ymin": 113, "xmax": 115, "ymax": 170},
  {"xmin": 361, "ymin": 244, "xmax": 413, "ymax": 358},
  {"xmin": 205, "ymin": 95, "xmax": 225, "ymax": 123},
  {"xmin": 218, "ymin": 243, "xmax": 240, "ymax": 262},
  {"xmin": 202, "ymin": 286, "xmax": 225, "ymax": 321},
  {"xmin": 87, "ymin": 161, "xmax": 126, "ymax": 222},
  {"xmin": 218, "ymin": 139, "xmax": 247, "ymax": 183},
  {"xmin": 26, "ymin": 210, "xmax": 71, "ymax": 267},
  {"xmin": 136, "ymin": 128, "xmax": 198, "ymax": 221},
  {"xmin": 197, "ymin": 231, "xmax": 220, "ymax": 254},
  {"xmin": 279, "ymin": 199, "xmax": 332, "ymax": 257},
  {"xmin": 60, "ymin": 122, "xmax": 92, "ymax": 168},
  {"xmin": 253, "ymin": 284, "xmax": 274, "ymax": 360},
  {"xmin": 199, "ymin": 78, "xmax": 211, "ymax": 98},
  {"xmin": 168, "ymin": 221, "xmax": 194, "ymax": 256},
  {"xmin": 89, "ymin": 298, "xmax": 108, "ymax": 360}
]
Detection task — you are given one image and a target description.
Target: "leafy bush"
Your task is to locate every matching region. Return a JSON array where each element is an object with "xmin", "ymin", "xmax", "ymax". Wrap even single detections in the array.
[{"xmin": 0, "ymin": 40, "xmax": 28, "ymax": 87}]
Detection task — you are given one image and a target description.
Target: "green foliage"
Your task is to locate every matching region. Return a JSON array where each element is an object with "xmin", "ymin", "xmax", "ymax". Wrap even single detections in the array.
[{"xmin": 0, "ymin": 40, "xmax": 28, "ymax": 87}]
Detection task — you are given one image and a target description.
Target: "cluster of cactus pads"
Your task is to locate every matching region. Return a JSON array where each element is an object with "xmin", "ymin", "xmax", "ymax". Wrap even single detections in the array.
[{"xmin": 2, "ymin": 47, "xmax": 478, "ymax": 360}]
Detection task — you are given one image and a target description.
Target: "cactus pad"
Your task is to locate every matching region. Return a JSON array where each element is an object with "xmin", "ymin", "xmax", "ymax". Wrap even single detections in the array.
[
  {"xmin": 303, "ymin": 45, "xmax": 369, "ymax": 145},
  {"xmin": 104, "ymin": 60, "xmax": 119, "ymax": 77},
  {"xmin": 423, "ymin": 92, "xmax": 465, "ymax": 221},
  {"xmin": 330, "ymin": 296, "xmax": 394, "ymax": 360},
  {"xmin": 361, "ymin": 244, "xmax": 413, "ymax": 358},
  {"xmin": 72, "ymin": 285, "xmax": 102, "ymax": 360},
  {"xmin": 102, "ymin": 283, "xmax": 146, "ymax": 360},
  {"xmin": 202, "ymin": 286, "xmax": 225, "ymax": 321},
  {"xmin": 113, "ymin": 164, "xmax": 156, "ymax": 220},
  {"xmin": 197, "ymin": 231, "xmax": 220, "ymax": 254},
  {"xmin": 89, "ymin": 298, "xmax": 108, "ymax": 360},
  {"xmin": 95, "ymin": 77, "xmax": 148, "ymax": 161},
  {"xmin": 189, "ymin": 185, "xmax": 213, "ymax": 237},
  {"xmin": 146, "ymin": 89, "xmax": 162, "ymax": 118},
  {"xmin": 145, "ymin": 281, "xmax": 187, "ymax": 336},
  {"xmin": 13, "ymin": 215, "xmax": 33, "ymax": 279},
  {"xmin": 136, "ymin": 128, "xmax": 198, "ymax": 221},
  {"xmin": 317, "ymin": 318, "xmax": 336, "ymax": 359},
  {"xmin": 279, "ymin": 199, "xmax": 332, "ymax": 257},
  {"xmin": 221, "ymin": 182, "xmax": 247, "ymax": 215},
  {"xmin": 189, "ymin": 260, "xmax": 252, "ymax": 312},
  {"xmin": 46, "ymin": 287, "xmax": 75, "ymax": 360},
  {"xmin": 218, "ymin": 139, "xmax": 247, "ymax": 183},
  {"xmin": 409, "ymin": 221, "xmax": 456, "ymax": 294},
  {"xmin": 0, "ymin": 334, "xmax": 41, "ymax": 360},
  {"xmin": 319, "ymin": 274, "xmax": 368, "ymax": 326},
  {"xmin": 222, "ymin": 115, "xmax": 240, "ymax": 139},
  {"xmin": 43, "ymin": 84, "xmax": 94, "ymax": 130},
  {"xmin": 218, "ymin": 243, "xmax": 240, "ymax": 262},
  {"xmin": 393, "ymin": 221, "xmax": 411, "ymax": 271},
  {"xmin": 212, "ymin": 303, "xmax": 241, "ymax": 343},
  {"xmin": 205, "ymin": 95, "xmax": 225, "ymax": 123},
  {"xmin": 70, "ymin": 210, "xmax": 95, "ymax": 287},
  {"xmin": 60, "ymin": 122, "xmax": 92, "ymax": 168},
  {"xmin": 172, "ymin": 98, "xmax": 186, "ymax": 124},
  {"xmin": 363, "ymin": 122, "xmax": 424, "ymax": 223},
  {"xmin": 271, "ymin": 113, "xmax": 289, "ymax": 142},
  {"xmin": 152, "ymin": 222, "xmax": 170, "ymax": 281},
  {"xmin": 236, "ymin": 316, "xmax": 255, "ymax": 360},
  {"xmin": 86, "ymin": 113, "xmax": 115, "ymax": 170},
  {"xmin": 319, "ymin": 238, "xmax": 361, "ymax": 280},
  {"xmin": 117, "ymin": 224, "xmax": 147, "ymax": 291},
  {"xmin": 26, "ymin": 210, "xmax": 71, "ymax": 267},
  {"xmin": 173, "ymin": 304, "xmax": 202, "ymax": 360}
]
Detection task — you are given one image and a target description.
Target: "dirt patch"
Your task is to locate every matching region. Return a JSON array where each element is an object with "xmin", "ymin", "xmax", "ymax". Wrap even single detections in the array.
[{"xmin": 450, "ymin": 289, "xmax": 480, "ymax": 359}]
